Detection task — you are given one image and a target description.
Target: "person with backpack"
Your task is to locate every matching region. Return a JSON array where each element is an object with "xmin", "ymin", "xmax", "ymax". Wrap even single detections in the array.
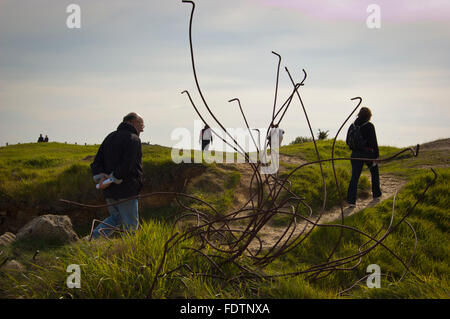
[
  {"xmin": 346, "ymin": 107, "xmax": 382, "ymax": 207},
  {"xmin": 199, "ymin": 124, "xmax": 213, "ymax": 151}
]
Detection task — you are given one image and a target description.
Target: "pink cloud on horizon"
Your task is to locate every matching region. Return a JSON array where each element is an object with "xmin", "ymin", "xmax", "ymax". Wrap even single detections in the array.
[{"xmin": 254, "ymin": 0, "xmax": 450, "ymax": 22}]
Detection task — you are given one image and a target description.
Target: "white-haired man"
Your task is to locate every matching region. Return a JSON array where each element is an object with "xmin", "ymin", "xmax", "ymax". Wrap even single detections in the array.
[{"xmin": 90, "ymin": 112, "xmax": 145, "ymax": 239}]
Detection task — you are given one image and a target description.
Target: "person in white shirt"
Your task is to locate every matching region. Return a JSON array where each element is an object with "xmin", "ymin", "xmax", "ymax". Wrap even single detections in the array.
[
  {"xmin": 199, "ymin": 124, "xmax": 213, "ymax": 151},
  {"xmin": 267, "ymin": 124, "xmax": 284, "ymax": 148},
  {"xmin": 263, "ymin": 124, "xmax": 284, "ymax": 175}
]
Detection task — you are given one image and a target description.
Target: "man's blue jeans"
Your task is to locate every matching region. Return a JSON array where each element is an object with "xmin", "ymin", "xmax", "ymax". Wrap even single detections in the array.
[{"xmin": 92, "ymin": 198, "xmax": 139, "ymax": 239}]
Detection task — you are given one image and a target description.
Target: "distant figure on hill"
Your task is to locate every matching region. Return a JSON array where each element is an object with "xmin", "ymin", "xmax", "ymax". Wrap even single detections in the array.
[
  {"xmin": 90, "ymin": 112, "xmax": 145, "ymax": 239},
  {"xmin": 267, "ymin": 123, "xmax": 284, "ymax": 148},
  {"xmin": 263, "ymin": 124, "xmax": 285, "ymax": 175},
  {"xmin": 37, "ymin": 134, "xmax": 44, "ymax": 143},
  {"xmin": 44, "ymin": 135, "xmax": 49, "ymax": 142},
  {"xmin": 199, "ymin": 124, "xmax": 213, "ymax": 151},
  {"xmin": 346, "ymin": 107, "xmax": 381, "ymax": 207}
]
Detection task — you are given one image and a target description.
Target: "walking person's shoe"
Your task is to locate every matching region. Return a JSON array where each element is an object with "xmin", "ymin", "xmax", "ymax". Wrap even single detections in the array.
[{"xmin": 371, "ymin": 194, "xmax": 382, "ymax": 204}]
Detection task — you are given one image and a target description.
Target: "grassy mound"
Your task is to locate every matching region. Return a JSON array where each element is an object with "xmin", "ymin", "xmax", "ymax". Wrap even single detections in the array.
[{"xmin": 0, "ymin": 140, "xmax": 448, "ymax": 298}]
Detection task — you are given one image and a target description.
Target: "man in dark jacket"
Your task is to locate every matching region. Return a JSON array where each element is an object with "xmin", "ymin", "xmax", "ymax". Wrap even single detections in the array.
[
  {"xmin": 90, "ymin": 112, "xmax": 145, "ymax": 239},
  {"xmin": 346, "ymin": 107, "xmax": 382, "ymax": 207}
]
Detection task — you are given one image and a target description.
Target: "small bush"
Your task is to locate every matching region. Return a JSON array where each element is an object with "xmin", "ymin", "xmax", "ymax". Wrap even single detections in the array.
[
  {"xmin": 317, "ymin": 129, "xmax": 329, "ymax": 140},
  {"xmin": 290, "ymin": 136, "xmax": 313, "ymax": 145}
]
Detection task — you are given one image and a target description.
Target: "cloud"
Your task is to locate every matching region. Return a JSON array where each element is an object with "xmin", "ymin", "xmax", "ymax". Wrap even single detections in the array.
[
  {"xmin": 0, "ymin": 0, "xmax": 449, "ymax": 149},
  {"xmin": 253, "ymin": 0, "xmax": 450, "ymax": 22}
]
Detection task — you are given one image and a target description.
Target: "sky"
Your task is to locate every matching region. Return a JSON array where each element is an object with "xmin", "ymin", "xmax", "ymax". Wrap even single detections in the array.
[{"xmin": 1, "ymin": 0, "xmax": 449, "ymax": 152}]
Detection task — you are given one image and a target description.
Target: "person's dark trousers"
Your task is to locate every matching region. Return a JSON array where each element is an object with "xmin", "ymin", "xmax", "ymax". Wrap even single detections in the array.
[
  {"xmin": 347, "ymin": 151, "xmax": 382, "ymax": 204},
  {"xmin": 202, "ymin": 140, "xmax": 210, "ymax": 150}
]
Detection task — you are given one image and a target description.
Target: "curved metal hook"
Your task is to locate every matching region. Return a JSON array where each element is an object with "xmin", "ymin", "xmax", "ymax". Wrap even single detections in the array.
[
  {"xmin": 228, "ymin": 98, "xmax": 259, "ymax": 152},
  {"xmin": 299, "ymin": 68, "xmax": 307, "ymax": 86},
  {"xmin": 284, "ymin": 67, "xmax": 307, "ymax": 86},
  {"xmin": 182, "ymin": 0, "xmax": 195, "ymax": 6},
  {"xmin": 271, "ymin": 51, "xmax": 282, "ymax": 124},
  {"xmin": 351, "ymin": 96, "xmax": 362, "ymax": 106},
  {"xmin": 271, "ymin": 51, "xmax": 281, "ymax": 58}
]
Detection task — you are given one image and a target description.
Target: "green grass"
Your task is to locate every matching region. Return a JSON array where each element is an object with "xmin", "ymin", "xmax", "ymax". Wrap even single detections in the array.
[
  {"xmin": 0, "ymin": 141, "xmax": 448, "ymax": 299},
  {"xmin": 0, "ymin": 220, "xmax": 213, "ymax": 298},
  {"xmin": 271, "ymin": 164, "xmax": 370, "ymax": 226},
  {"xmin": 281, "ymin": 139, "xmax": 399, "ymax": 163},
  {"xmin": 0, "ymin": 142, "xmax": 203, "ymax": 209},
  {"xmin": 268, "ymin": 168, "xmax": 450, "ymax": 298},
  {"xmin": 272, "ymin": 140, "xmax": 376, "ymax": 226},
  {"xmin": 0, "ymin": 219, "xmax": 266, "ymax": 299},
  {"xmin": 184, "ymin": 163, "xmax": 241, "ymax": 215},
  {"xmin": 281, "ymin": 138, "xmax": 438, "ymax": 179},
  {"xmin": 2, "ymin": 170, "xmax": 446, "ymax": 299},
  {"xmin": 280, "ymin": 139, "xmax": 405, "ymax": 179}
]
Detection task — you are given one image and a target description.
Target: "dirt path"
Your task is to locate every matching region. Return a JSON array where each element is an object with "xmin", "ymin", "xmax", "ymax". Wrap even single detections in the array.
[
  {"xmin": 252, "ymin": 174, "xmax": 406, "ymax": 251},
  {"xmin": 226, "ymin": 153, "xmax": 407, "ymax": 252}
]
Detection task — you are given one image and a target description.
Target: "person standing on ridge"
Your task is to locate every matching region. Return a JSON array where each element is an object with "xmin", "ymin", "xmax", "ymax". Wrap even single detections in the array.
[
  {"xmin": 264, "ymin": 124, "xmax": 284, "ymax": 175},
  {"xmin": 346, "ymin": 107, "xmax": 382, "ymax": 207},
  {"xmin": 199, "ymin": 123, "xmax": 213, "ymax": 151},
  {"xmin": 267, "ymin": 123, "xmax": 284, "ymax": 148},
  {"xmin": 90, "ymin": 112, "xmax": 145, "ymax": 239}
]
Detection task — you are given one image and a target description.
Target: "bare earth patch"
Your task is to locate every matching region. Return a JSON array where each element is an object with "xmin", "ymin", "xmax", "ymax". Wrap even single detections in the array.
[{"xmin": 223, "ymin": 153, "xmax": 408, "ymax": 253}]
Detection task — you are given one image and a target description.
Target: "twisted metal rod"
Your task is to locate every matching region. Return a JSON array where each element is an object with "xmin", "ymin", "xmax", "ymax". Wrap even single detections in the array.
[{"xmin": 58, "ymin": 0, "xmax": 436, "ymax": 297}]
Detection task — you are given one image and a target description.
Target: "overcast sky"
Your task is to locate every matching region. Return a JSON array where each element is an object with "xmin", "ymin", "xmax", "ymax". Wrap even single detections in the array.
[{"xmin": 1, "ymin": 0, "xmax": 449, "ymax": 151}]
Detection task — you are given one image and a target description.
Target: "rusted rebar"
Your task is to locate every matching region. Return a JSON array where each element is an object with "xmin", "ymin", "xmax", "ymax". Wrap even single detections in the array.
[{"xmin": 59, "ymin": 0, "xmax": 437, "ymax": 297}]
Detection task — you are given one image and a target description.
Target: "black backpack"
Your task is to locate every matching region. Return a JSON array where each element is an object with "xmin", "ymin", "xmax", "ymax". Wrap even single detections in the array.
[{"xmin": 346, "ymin": 121, "xmax": 368, "ymax": 151}]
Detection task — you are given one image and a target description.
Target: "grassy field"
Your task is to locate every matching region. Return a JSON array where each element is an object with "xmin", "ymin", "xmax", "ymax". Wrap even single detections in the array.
[
  {"xmin": 0, "ymin": 142, "xmax": 179, "ymax": 207},
  {"xmin": 266, "ymin": 169, "xmax": 449, "ymax": 298},
  {"xmin": 0, "ymin": 140, "xmax": 448, "ymax": 298}
]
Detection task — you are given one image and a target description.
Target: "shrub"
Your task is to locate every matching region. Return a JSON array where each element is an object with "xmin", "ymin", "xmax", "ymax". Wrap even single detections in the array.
[
  {"xmin": 289, "ymin": 136, "xmax": 313, "ymax": 145},
  {"xmin": 317, "ymin": 129, "xmax": 329, "ymax": 140}
]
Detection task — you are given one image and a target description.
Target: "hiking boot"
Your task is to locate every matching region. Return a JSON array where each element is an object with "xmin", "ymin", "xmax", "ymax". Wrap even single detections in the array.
[{"xmin": 346, "ymin": 202, "xmax": 356, "ymax": 208}]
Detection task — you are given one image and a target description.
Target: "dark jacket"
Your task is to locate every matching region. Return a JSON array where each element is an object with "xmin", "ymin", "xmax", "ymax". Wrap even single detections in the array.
[
  {"xmin": 91, "ymin": 122, "xmax": 143, "ymax": 200},
  {"xmin": 352, "ymin": 117, "xmax": 379, "ymax": 158}
]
